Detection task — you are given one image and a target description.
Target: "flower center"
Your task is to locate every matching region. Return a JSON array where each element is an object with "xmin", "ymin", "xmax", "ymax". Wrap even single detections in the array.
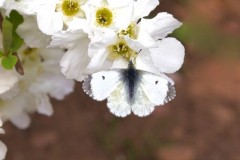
[
  {"xmin": 95, "ymin": 7, "xmax": 113, "ymax": 27},
  {"xmin": 61, "ymin": 0, "xmax": 80, "ymax": 16},
  {"xmin": 118, "ymin": 23, "xmax": 137, "ymax": 39},
  {"xmin": 21, "ymin": 48, "xmax": 41, "ymax": 65},
  {"xmin": 108, "ymin": 40, "xmax": 137, "ymax": 61}
]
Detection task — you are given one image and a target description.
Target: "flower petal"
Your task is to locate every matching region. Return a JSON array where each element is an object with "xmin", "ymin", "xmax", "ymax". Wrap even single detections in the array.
[
  {"xmin": 149, "ymin": 37, "xmax": 185, "ymax": 73},
  {"xmin": 17, "ymin": 15, "xmax": 51, "ymax": 48},
  {"xmin": 107, "ymin": 0, "xmax": 132, "ymax": 8},
  {"xmin": 124, "ymin": 36, "xmax": 149, "ymax": 51},
  {"xmin": 48, "ymin": 74, "xmax": 75, "ymax": 100},
  {"xmin": 0, "ymin": 141, "xmax": 7, "ymax": 160},
  {"xmin": 50, "ymin": 29, "xmax": 88, "ymax": 49},
  {"xmin": 86, "ymin": 47, "xmax": 108, "ymax": 71},
  {"xmin": 139, "ymin": 12, "xmax": 182, "ymax": 40},
  {"xmin": 0, "ymin": 68, "xmax": 18, "ymax": 94},
  {"xmin": 114, "ymin": 3, "xmax": 133, "ymax": 30},
  {"xmin": 10, "ymin": 112, "xmax": 31, "ymax": 129},
  {"xmin": 136, "ymin": 50, "xmax": 174, "ymax": 84},
  {"xmin": 37, "ymin": 11, "xmax": 63, "ymax": 35},
  {"xmin": 60, "ymin": 40, "xmax": 90, "ymax": 81},
  {"xmin": 132, "ymin": 0, "xmax": 159, "ymax": 21},
  {"xmin": 135, "ymin": 49, "xmax": 160, "ymax": 74},
  {"xmin": 36, "ymin": 93, "xmax": 53, "ymax": 116}
]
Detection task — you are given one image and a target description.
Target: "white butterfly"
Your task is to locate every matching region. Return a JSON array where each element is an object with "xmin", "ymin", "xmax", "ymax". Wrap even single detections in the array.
[{"xmin": 82, "ymin": 61, "xmax": 176, "ymax": 117}]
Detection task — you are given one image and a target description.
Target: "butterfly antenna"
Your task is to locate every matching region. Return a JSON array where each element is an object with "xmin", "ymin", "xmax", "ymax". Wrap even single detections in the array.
[{"xmin": 130, "ymin": 49, "xmax": 142, "ymax": 65}]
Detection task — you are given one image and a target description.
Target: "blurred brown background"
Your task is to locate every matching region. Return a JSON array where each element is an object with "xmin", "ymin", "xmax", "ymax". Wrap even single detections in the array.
[{"xmin": 2, "ymin": 0, "xmax": 240, "ymax": 159}]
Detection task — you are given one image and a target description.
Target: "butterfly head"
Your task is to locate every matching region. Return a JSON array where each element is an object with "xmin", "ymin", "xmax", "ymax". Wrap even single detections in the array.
[{"xmin": 127, "ymin": 49, "xmax": 142, "ymax": 69}]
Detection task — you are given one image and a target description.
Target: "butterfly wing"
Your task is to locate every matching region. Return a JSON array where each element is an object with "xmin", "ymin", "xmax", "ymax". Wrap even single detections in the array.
[
  {"xmin": 107, "ymin": 84, "xmax": 131, "ymax": 117},
  {"xmin": 131, "ymin": 72, "xmax": 176, "ymax": 117},
  {"xmin": 82, "ymin": 70, "xmax": 121, "ymax": 101},
  {"xmin": 140, "ymin": 72, "xmax": 176, "ymax": 105},
  {"xmin": 130, "ymin": 86, "xmax": 156, "ymax": 117}
]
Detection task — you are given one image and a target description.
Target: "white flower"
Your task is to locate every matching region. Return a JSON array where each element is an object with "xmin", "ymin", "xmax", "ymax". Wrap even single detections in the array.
[
  {"xmin": 82, "ymin": 0, "xmax": 134, "ymax": 35},
  {"xmin": 0, "ymin": 67, "xmax": 18, "ymax": 94},
  {"xmin": 50, "ymin": 27, "xmax": 90, "ymax": 81},
  {"xmin": 1, "ymin": 0, "xmax": 39, "ymax": 16},
  {"xmin": 0, "ymin": 0, "xmax": 5, "ymax": 7},
  {"xmin": 36, "ymin": 0, "xmax": 88, "ymax": 35},
  {"xmin": 0, "ymin": 32, "xmax": 19, "ymax": 94},
  {"xmin": 0, "ymin": 118, "xmax": 7, "ymax": 160},
  {"xmin": 132, "ymin": 0, "xmax": 159, "ymax": 22},
  {"xmin": 86, "ymin": 29, "xmax": 136, "ymax": 71},
  {"xmin": 17, "ymin": 15, "xmax": 52, "ymax": 48},
  {"xmin": 0, "ymin": 45, "xmax": 75, "ymax": 129},
  {"xmin": 85, "ymin": 0, "xmax": 184, "ymax": 73}
]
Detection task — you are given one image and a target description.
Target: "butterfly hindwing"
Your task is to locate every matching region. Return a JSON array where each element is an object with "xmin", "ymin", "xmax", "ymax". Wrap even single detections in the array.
[
  {"xmin": 107, "ymin": 84, "xmax": 131, "ymax": 117},
  {"xmin": 82, "ymin": 70, "xmax": 121, "ymax": 101},
  {"xmin": 130, "ymin": 86, "xmax": 155, "ymax": 117}
]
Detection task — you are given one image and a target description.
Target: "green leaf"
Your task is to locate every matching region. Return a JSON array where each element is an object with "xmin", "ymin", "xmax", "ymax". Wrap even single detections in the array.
[
  {"xmin": 7, "ymin": 10, "xmax": 24, "ymax": 30},
  {"xmin": 6, "ymin": 10, "xmax": 24, "ymax": 52},
  {"xmin": 11, "ymin": 31, "xmax": 24, "ymax": 52},
  {"xmin": 0, "ymin": 51, "xmax": 4, "ymax": 58},
  {"xmin": 2, "ymin": 19, "xmax": 13, "ymax": 54},
  {"xmin": 1, "ymin": 55, "xmax": 18, "ymax": 70}
]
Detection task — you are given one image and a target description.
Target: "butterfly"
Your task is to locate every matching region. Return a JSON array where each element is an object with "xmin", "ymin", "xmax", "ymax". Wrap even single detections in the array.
[{"xmin": 82, "ymin": 61, "xmax": 176, "ymax": 117}]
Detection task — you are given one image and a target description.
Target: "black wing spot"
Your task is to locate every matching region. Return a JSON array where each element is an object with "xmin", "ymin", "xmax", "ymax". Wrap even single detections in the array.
[
  {"xmin": 102, "ymin": 76, "xmax": 105, "ymax": 80},
  {"xmin": 155, "ymin": 81, "xmax": 158, "ymax": 84}
]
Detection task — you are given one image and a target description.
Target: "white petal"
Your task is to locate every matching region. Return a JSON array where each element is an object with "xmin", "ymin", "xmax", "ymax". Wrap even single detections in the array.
[
  {"xmin": 124, "ymin": 36, "xmax": 147, "ymax": 51},
  {"xmin": 48, "ymin": 74, "xmax": 75, "ymax": 100},
  {"xmin": 17, "ymin": 15, "xmax": 51, "ymax": 48},
  {"xmin": 132, "ymin": 0, "xmax": 159, "ymax": 21},
  {"xmin": 114, "ymin": 3, "xmax": 133, "ymax": 30},
  {"xmin": 0, "ymin": 129, "xmax": 4, "ymax": 134},
  {"xmin": 86, "ymin": 47, "xmax": 108, "ymax": 71},
  {"xmin": 10, "ymin": 113, "xmax": 31, "ymax": 129},
  {"xmin": 37, "ymin": 11, "xmax": 63, "ymax": 35},
  {"xmin": 107, "ymin": 0, "xmax": 132, "ymax": 8},
  {"xmin": 136, "ymin": 50, "xmax": 175, "ymax": 84},
  {"xmin": 0, "ymin": 141, "xmax": 7, "ymax": 160},
  {"xmin": 3, "ymin": 0, "xmax": 36, "ymax": 15},
  {"xmin": 150, "ymin": 38, "xmax": 185, "ymax": 73},
  {"xmin": 139, "ymin": 12, "xmax": 182, "ymax": 40},
  {"xmin": 50, "ymin": 29, "xmax": 88, "ymax": 49},
  {"xmin": 0, "ymin": 0, "xmax": 5, "ymax": 7},
  {"xmin": 60, "ymin": 40, "xmax": 90, "ymax": 81},
  {"xmin": 135, "ymin": 49, "xmax": 160, "ymax": 74},
  {"xmin": 90, "ymin": 28, "xmax": 117, "ymax": 45},
  {"xmin": 67, "ymin": 18, "xmax": 90, "ymax": 34},
  {"xmin": 0, "ymin": 68, "xmax": 18, "ymax": 94},
  {"xmin": 136, "ymin": 27, "xmax": 157, "ymax": 48},
  {"xmin": 36, "ymin": 94, "xmax": 53, "ymax": 116}
]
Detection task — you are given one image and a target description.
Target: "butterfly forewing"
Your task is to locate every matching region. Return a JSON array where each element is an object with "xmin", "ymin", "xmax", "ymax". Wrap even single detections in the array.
[
  {"xmin": 82, "ymin": 70, "xmax": 121, "ymax": 101},
  {"xmin": 139, "ymin": 72, "xmax": 176, "ymax": 105}
]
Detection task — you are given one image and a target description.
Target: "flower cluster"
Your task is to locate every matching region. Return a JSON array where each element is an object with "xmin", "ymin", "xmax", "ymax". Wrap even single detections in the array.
[{"xmin": 0, "ymin": 0, "xmax": 185, "ymax": 156}]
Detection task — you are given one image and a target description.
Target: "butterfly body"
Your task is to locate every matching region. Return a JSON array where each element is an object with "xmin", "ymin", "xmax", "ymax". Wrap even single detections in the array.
[
  {"xmin": 83, "ymin": 62, "xmax": 176, "ymax": 117},
  {"xmin": 120, "ymin": 62, "xmax": 140, "ymax": 104}
]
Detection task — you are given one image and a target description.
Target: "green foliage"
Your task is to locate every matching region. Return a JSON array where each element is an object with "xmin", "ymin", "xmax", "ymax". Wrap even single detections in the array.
[
  {"xmin": 2, "ymin": 19, "xmax": 13, "ymax": 54},
  {"xmin": 0, "ymin": 51, "xmax": 4, "ymax": 58},
  {"xmin": 1, "ymin": 10, "xmax": 24, "ymax": 70},
  {"xmin": 1, "ymin": 54, "xmax": 17, "ymax": 70},
  {"xmin": 6, "ymin": 10, "xmax": 24, "ymax": 52}
]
